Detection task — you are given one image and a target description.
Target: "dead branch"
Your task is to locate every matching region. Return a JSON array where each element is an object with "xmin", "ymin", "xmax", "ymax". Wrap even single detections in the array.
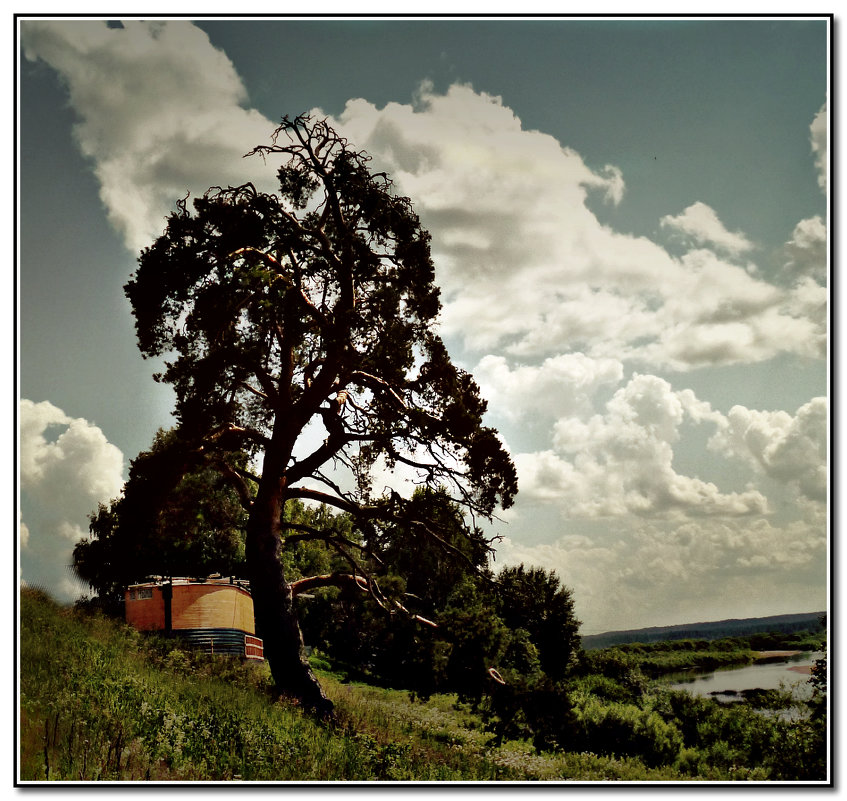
[{"xmin": 289, "ymin": 572, "xmax": 437, "ymax": 628}]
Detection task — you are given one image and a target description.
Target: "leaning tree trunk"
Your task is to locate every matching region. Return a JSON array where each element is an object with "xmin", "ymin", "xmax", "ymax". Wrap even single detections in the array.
[{"xmin": 246, "ymin": 483, "xmax": 334, "ymax": 717}]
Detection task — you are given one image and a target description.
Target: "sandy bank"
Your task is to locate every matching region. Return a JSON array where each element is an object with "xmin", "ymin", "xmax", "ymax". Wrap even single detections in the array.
[{"xmin": 754, "ymin": 650, "xmax": 801, "ymax": 659}]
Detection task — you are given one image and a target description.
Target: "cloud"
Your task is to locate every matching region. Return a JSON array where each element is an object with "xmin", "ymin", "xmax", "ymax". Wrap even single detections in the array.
[
  {"xmin": 709, "ymin": 397, "xmax": 828, "ymax": 503},
  {"xmin": 660, "ymin": 201, "xmax": 754, "ymax": 256},
  {"xmin": 513, "ymin": 373, "xmax": 767, "ymax": 519},
  {"xmin": 810, "ymin": 103, "xmax": 827, "ymax": 191},
  {"xmin": 21, "ymin": 20, "xmax": 276, "ymax": 252},
  {"xmin": 783, "ymin": 215, "xmax": 827, "ymax": 283},
  {"xmin": 326, "ymin": 85, "xmax": 824, "ymax": 371},
  {"xmin": 473, "ymin": 353, "xmax": 623, "ymax": 422},
  {"xmin": 495, "ymin": 510, "xmax": 826, "ymax": 632},
  {"xmin": 20, "ymin": 399, "xmax": 125, "ymax": 600},
  {"xmin": 22, "ymin": 23, "xmax": 825, "ymax": 373}
]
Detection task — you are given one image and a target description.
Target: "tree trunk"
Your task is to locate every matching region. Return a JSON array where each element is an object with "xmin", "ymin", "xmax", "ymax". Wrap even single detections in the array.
[{"xmin": 246, "ymin": 481, "xmax": 334, "ymax": 717}]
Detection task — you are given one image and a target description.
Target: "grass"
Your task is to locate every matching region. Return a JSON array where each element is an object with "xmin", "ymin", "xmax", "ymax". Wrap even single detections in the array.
[{"xmin": 18, "ymin": 588, "xmax": 824, "ymax": 783}]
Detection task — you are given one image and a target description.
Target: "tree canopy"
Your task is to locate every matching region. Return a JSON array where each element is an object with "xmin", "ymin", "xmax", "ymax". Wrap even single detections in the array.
[
  {"xmin": 495, "ymin": 565, "xmax": 581, "ymax": 682},
  {"xmin": 75, "ymin": 428, "xmax": 249, "ymax": 608},
  {"xmin": 122, "ymin": 114, "xmax": 518, "ymax": 713}
]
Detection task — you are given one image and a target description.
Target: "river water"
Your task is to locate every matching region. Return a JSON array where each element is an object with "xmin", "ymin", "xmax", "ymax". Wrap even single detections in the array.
[{"xmin": 665, "ymin": 651, "xmax": 822, "ymax": 702}]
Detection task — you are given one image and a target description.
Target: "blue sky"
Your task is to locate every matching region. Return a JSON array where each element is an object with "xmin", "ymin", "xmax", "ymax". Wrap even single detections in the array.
[{"xmin": 17, "ymin": 16, "xmax": 829, "ymax": 633}]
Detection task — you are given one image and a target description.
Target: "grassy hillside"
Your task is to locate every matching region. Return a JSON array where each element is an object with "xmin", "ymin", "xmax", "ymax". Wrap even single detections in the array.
[
  {"xmin": 18, "ymin": 588, "xmax": 827, "ymax": 782},
  {"xmin": 19, "ymin": 588, "xmax": 681, "ymax": 781}
]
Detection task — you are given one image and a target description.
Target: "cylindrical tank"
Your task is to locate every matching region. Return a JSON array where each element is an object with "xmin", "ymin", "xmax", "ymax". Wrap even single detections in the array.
[{"xmin": 125, "ymin": 578, "xmax": 263, "ymax": 659}]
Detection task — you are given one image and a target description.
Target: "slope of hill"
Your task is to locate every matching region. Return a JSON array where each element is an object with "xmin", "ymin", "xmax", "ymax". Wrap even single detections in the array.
[
  {"xmin": 19, "ymin": 588, "xmax": 687, "ymax": 781},
  {"xmin": 582, "ymin": 611, "xmax": 825, "ymax": 650}
]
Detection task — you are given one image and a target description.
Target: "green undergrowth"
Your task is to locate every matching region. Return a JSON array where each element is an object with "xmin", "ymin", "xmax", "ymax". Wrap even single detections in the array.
[
  {"xmin": 18, "ymin": 589, "xmax": 823, "ymax": 782},
  {"xmin": 18, "ymin": 589, "xmax": 679, "ymax": 781}
]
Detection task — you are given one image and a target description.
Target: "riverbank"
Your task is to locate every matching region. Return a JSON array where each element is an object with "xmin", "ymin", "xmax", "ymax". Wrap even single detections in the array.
[
  {"xmin": 667, "ymin": 651, "xmax": 820, "ymax": 700},
  {"xmin": 755, "ymin": 650, "xmax": 802, "ymax": 659}
]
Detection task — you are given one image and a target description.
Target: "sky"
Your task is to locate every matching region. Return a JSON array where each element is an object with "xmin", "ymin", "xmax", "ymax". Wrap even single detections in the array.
[{"xmin": 17, "ymin": 16, "xmax": 829, "ymax": 634}]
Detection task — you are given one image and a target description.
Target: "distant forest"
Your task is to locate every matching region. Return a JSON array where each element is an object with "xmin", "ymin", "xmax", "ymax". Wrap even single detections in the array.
[{"xmin": 582, "ymin": 612, "xmax": 826, "ymax": 650}]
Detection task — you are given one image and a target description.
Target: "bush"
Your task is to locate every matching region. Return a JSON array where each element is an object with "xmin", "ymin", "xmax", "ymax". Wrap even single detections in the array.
[
  {"xmin": 650, "ymin": 687, "xmax": 827, "ymax": 781},
  {"xmin": 576, "ymin": 649, "xmax": 647, "ymax": 697},
  {"xmin": 572, "ymin": 697, "xmax": 683, "ymax": 767},
  {"xmin": 482, "ymin": 673, "xmax": 577, "ymax": 752},
  {"xmin": 569, "ymin": 674, "xmax": 641, "ymax": 704}
]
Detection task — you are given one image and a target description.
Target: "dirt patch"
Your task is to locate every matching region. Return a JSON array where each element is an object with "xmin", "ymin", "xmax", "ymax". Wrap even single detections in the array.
[{"xmin": 787, "ymin": 665, "xmax": 812, "ymax": 675}]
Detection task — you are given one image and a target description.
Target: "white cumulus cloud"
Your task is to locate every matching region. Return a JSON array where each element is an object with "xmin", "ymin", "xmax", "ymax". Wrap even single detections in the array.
[
  {"xmin": 20, "ymin": 399, "xmax": 125, "ymax": 600},
  {"xmin": 709, "ymin": 397, "xmax": 828, "ymax": 503},
  {"xmin": 516, "ymin": 374, "xmax": 767, "ymax": 519},
  {"xmin": 326, "ymin": 85, "xmax": 824, "ymax": 371},
  {"xmin": 21, "ymin": 19, "xmax": 276, "ymax": 252},
  {"xmin": 495, "ymin": 510, "xmax": 826, "ymax": 632},
  {"xmin": 21, "ymin": 21, "xmax": 826, "ymax": 373},
  {"xmin": 473, "ymin": 353, "xmax": 623, "ymax": 422},
  {"xmin": 784, "ymin": 215, "xmax": 827, "ymax": 283},
  {"xmin": 810, "ymin": 103, "xmax": 827, "ymax": 191},
  {"xmin": 660, "ymin": 201, "xmax": 754, "ymax": 257}
]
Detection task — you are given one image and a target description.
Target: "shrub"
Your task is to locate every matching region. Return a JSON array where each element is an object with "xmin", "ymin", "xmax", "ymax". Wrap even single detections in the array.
[
  {"xmin": 569, "ymin": 674, "xmax": 641, "ymax": 704},
  {"xmin": 572, "ymin": 697, "xmax": 683, "ymax": 767},
  {"xmin": 577, "ymin": 649, "xmax": 647, "ymax": 697},
  {"xmin": 481, "ymin": 673, "xmax": 577, "ymax": 752}
]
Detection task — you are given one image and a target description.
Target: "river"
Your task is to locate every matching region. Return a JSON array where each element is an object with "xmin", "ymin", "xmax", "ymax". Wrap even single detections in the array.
[{"xmin": 664, "ymin": 651, "xmax": 822, "ymax": 703}]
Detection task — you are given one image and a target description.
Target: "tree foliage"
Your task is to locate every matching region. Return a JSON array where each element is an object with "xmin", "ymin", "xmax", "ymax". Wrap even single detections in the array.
[
  {"xmin": 288, "ymin": 487, "xmax": 504, "ymax": 700},
  {"xmin": 495, "ymin": 565, "xmax": 581, "ymax": 682},
  {"xmin": 74, "ymin": 428, "xmax": 249, "ymax": 608},
  {"xmin": 122, "ymin": 114, "xmax": 517, "ymax": 713}
]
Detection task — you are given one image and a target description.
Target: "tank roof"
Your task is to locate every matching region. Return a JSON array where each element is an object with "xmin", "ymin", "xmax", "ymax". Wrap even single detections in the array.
[{"xmin": 127, "ymin": 576, "xmax": 251, "ymax": 592}]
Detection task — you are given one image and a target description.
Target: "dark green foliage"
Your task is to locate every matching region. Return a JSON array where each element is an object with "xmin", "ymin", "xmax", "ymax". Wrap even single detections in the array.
[
  {"xmin": 484, "ymin": 672, "xmax": 577, "ymax": 753},
  {"xmin": 588, "ymin": 638, "xmax": 756, "ymax": 677},
  {"xmin": 494, "ymin": 565, "xmax": 581, "ymax": 681},
  {"xmin": 366, "ymin": 486, "xmax": 492, "ymax": 614},
  {"xmin": 571, "ymin": 674, "xmax": 642, "ymax": 705},
  {"xmin": 571, "ymin": 696, "xmax": 683, "ymax": 767},
  {"xmin": 287, "ymin": 490, "xmax": 508, "ymax": 702},
  {"xmin": 560, "ymin": 635, "xmax": 828, "ymax": 779},
  {"xmin": 576, "ymin": 647, "xmax": 648, "ymax": 698},
  {"xmin": 278, "ymin": 497, "xmax": 584, "ymax": 732},
  {"xmin": 738, "ymin": 687, "xmax": 795, "ymax": 710},
  {"xmin": 74, "ymin": 428, "xmax": 249, "ymax": 608},
  {"xmin": 652, "ymin": 688, "xmax": 826, "ymax": 780},
  {"xmin": 808, "ymin": 651, "xmax": 827, "ymax": 720},
  {"xmin": 438, "ymin": 578, "xmax": 509, "ymax": 703}
]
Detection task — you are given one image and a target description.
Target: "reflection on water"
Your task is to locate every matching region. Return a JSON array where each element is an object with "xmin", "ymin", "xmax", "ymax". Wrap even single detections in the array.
[{"xmin": 666, "ymin": 651, "xmax": 821, "ymax": 701}]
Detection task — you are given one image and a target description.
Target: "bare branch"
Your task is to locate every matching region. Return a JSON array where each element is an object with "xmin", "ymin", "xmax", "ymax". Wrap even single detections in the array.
[
  {"xmin": 240, "ymin": 381, "xmax": 270, "ymax": 402},
  {"xmin": 207, "ymin": 423, "xmax": 271, "ymax": 450},
  {"xmin": 289, "ymin": 573, "xmax": 437, "ymax": 628},
  {"xmin": 284, "ymin": 487, "xmax": 367, "ymax": 517},
  {"xmin": 281, "ymin": 522, "xmax": 385, "ymax": 568},
  {"xmin": 351, "ymin": 370, "xmax": 408, "ymax": 411},
  {"xmin": 290, "ymin": 572, "xmax": 367, "ymax": 596}
]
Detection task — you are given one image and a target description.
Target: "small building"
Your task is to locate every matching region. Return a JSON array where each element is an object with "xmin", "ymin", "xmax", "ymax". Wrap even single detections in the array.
[{"xmin": 125, "ymin": 577, "xmax": 264, "ymax": 660}]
